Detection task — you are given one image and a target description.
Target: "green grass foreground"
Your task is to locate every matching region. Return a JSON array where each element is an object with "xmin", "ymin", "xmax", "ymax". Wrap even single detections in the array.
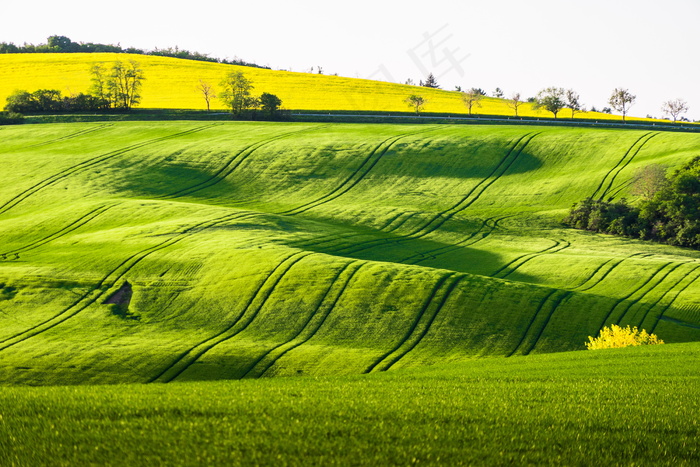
[{"xmin": 1, "ymin": 343, "xmax": 698, "ymax": 466}]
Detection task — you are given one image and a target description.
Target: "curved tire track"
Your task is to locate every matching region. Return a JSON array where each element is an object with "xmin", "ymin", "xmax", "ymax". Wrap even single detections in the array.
[
  {"xmin": 280, "ymin": 126, "xmax": 442, "ymax": 216},
  {"xmin": 0, "ymin": 123, "xmax": 221, "ymax": 216},
  {"xmin": 0, "ymin": 204, "xmax": 117, "ymax": 261},
  {"xmin": 243, "ymin": 261, "xmax": 364, "ymax": 378},
  {"xmin": 649, "ymin": 268, "xmax": 700, "ymax": 334},
  {"xmin": 0, "ymin": 124, "xmax": 113, "ymax": 154},
  {"xmin": 492, "ymin": 240, "xmax": 570, "ymax": 279},
  {"xmin": 159, "ymin": 125, "xmax": 331, "ymax": 200},
  {"xmin": 508, "ymin": 289, "xmax": 571, "ymax": 357},
  {"xmin": 329, "ymin": 133, "xmax": 539, "ymax": 258},
  {"xmin": 0, "ymin": 211, "xmax": 256, "ymax": 351},
  {"xmin": 364, "ymin": 273, "xmax": 461, "ymax": 373},
  {"xmin": 572, "ymin": 253, "xmax": 650, "ymax": 292},
  {"xmin": 150, "ymin": 251, "xmax": 313, "ymax": 383},
  {"xmin": 635, "ymin": 263, "xmax": 700, "ymax": 330},
  {"xmin": 590, "ymin": 132, "xmax": 657, "ymax": 201},
  {"xmin": 612, "ymin": 260, "xmax": 692, "ymax": 326}
]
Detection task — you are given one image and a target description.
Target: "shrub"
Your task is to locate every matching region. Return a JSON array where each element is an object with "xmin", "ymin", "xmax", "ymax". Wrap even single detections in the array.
[
  {"xmin": 586, "ymin": 324, "xmax": 664, "ymax": 350},
  {"xmin": 0, "ymin": 111, "xmax": 24, "ymax": 125}
]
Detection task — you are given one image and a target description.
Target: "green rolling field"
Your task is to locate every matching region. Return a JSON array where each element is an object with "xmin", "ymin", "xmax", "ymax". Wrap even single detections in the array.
[
  {"xmin": 1, "ymin": 121, "xmax": 700, "ymax": 388},
  {"xmin": 2, "ymin": 343, "xmax": 699, "ymax": 465}
]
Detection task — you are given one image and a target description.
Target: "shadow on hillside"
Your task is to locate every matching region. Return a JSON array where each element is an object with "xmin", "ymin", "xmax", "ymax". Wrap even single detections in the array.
[
  {"xmin": 384, "ymin": 142, "xmax": 543, "ymax": 180},
  {"xmin": 110, "ymin": 161, "xmax": 244, "ymax": 202},
  {"xmin": 287, "ymin": 230, "xmax": 539, "ymax": 283}
]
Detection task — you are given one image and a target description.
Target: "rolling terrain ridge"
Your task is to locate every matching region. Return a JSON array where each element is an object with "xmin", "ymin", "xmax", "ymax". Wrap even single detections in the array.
[{"xmin": 1, "ymin": 121, "xmax": 700, "ymax": 385}]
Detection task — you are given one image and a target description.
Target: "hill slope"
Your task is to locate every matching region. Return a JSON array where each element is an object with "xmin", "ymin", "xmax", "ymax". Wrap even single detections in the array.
[
  {"xmin": 0, "ymin": 53, "xmax": 643, "ymax": 120},
  {"xmin": 1, "ymin": 122, "xmax": 700, "ymax": 385}
]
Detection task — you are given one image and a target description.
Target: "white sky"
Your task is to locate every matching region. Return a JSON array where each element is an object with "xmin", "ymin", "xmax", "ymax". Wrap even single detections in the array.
[{"xmin": 3, "ymin": 0, "xmax": 699, "ymax": 120}]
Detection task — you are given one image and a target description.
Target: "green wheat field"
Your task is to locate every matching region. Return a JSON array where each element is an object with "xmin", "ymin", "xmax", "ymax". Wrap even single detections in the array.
[{"xmin": 1, "ymin": 120, "xmax": 699, "ymax": 464}]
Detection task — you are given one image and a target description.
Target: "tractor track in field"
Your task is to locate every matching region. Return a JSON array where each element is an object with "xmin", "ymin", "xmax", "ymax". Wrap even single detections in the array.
[
  {"xmin": 403, "ymin": 132, "xmax": 539, "ymax": 239},
  {"xmin": 0, "ymin": 123, "xmax": 221, "ymax": 217},
  {"xmin": 521, "ymin": 290, "xmax": 572, "ymax": 355},
  {"xmin": 612, "ymin": 261, "xmax": 693, "ymax": 326},
  {"xmin": 606, "ymin": 177, "xmax": 636, "ymax": 200},
  {"xmin": 0, "ymin": 124, "xmax": 114, "ymax": 154},
  {"xmin": 158, "ymin": 124, "xmax": 332, "ymax": 200},
  {"xmin": 590, "ymin": 132, "xmax": 658, "ymax": 201},
  {"xmin": 598, "ymin": 132, "xmax": 658, "ymax": 201},
  {"xmin": 150, "ymin": 251, "xmax": 313, "ymax": 383},
  {"xmin": 0, "ymin": 211, "xmax": 257, "ymax": 352},
  {"xmin": 322, "ymin": 133, "xmax": 539, "ymax": 259},
  {"xmin": 280, "ymin": 126, "xmax": 443, "ymax": 216},
  {"xmin": 0, "ymin": 203, "xmax": 117, "ymax": 261},
  {"xmin": 635, "ymin": 263, "xmax": 700, "ymax": 330},
  {"xmin": 650, "ymin": 269, "xmax": 700, "ymax": 334},
  {"xmin": 491, "ymin": 239, "xmax": 571, "ymax": 279},
  {"xmin": 401, "ymin": 215, "xmax": 512, "ymax": 265},
  {"xmin": 244, "ymin": 260, "xmax": 365, "ymax": 378},
  {"xmin": 507, "ymin": 289, "xmax": 571, "ymax": 357},
  {"xmin": 592, "ymin": 260, "xmax": 688, "ymax": 331},
  {"xmin": 572, "ymin": 253, "xmax": 651, "ymax": 291},
  {"xmin": 364, "ymin": 273, "xmax": 462, "ymax": 373}
]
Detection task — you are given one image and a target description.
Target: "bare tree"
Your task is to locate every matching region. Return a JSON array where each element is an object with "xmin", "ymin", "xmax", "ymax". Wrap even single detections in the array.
[
  {"xmin": 661, "ymin": 98, "xmax": 689, "ymax": 123},
  {"xmin": 508, "ymin": 92, "xmax": 523, "ymax": 117},
  {"xmin": 609, "ymin": 88, "xmax": 636, "ymax": 122},
  {"xmin": 631, "ymin": 164, "xmax": 667, "ymax": 200},
  {"xmin": 534, "ymin": 87, "xmax": 566, "ymax": 118},
  {"xmin": 197, "ymin": 80, "xmax": 216, "ymax": 111},
  {"xmin": 461, "ymin": 89, "xmax": 483, "ymax": 115},
  {"xmin": 405, "ymin": 94, "xmax": 427, "ymax": 115},
  {"xmin": 565, "ymin": 89, "xmax": 582, "ymax": 119}
]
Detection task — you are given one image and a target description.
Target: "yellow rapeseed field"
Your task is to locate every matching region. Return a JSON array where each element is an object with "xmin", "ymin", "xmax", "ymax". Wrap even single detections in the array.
[{"xmin": 0, "ymin": 53, "xmax": 650, "ymax": 121}]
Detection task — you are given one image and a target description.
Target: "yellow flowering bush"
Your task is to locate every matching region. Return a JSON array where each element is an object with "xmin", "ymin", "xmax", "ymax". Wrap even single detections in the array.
[{"xmin": 586, "ymin": 324, "xmax": 664, "ymax": 350}]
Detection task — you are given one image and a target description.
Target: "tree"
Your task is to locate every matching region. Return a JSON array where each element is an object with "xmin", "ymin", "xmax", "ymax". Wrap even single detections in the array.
[
  {"xmin": 404, "ymin": 94, "xmax": 427, "ymax": 115},
  {"xmin": 565, "ymin": 89, "xmax": 582, "ymax": 118},
  {"xmin": 534, "ymin": 87, "xmax": 566, "ymax": 119},
  {"xmin": 461, "ymin": 89, "xmax": 483, "ymax": 115},
  {"xmin": 259, "ymin": 92, "xmax": 283, "ymax": 118},
  {"xmin": 508, "ymin": 92, "xmax": 523, "ymax": 117},
  {"xmin": 109, "ymin": 61, "xmax": 145, "ymax": 110},
  {"xmin": 422, "ymin": 73, "xmax": 440, "ymax": 89},
  {"xmin": 219, "ymin": 71, "xmax": 254, "ymax": 116},
  {"xmin": 631, "ymin": 164, "xmax": 667, "ymax": 200},
  {"xmin": 197, "ymin": 80, "xmax": 216, "ymax": 111},
  {"xmin": 89, "ymin": 64, "xmax": 111, "ymax": 109},
  {"xmin": 405, "ymin": 78, "xmax": 415, "ymax": 86},
  {"xmin": 661, "ymin": 98, "xmax": 689, "ymax": 123},
  {"xmin": 609, "ymin": 88, "xmax": 636, "ymax": 122},
  {"xmin": 4, "ymin": 90, "xmax": 37, "ymax": 113},
  {"xmin": 47, "ymin": 35, "xmax": 75, "ymax": 52},
  {"xmin": 493, "ymin": 87, "xmax": 504, "ymax": 98},
  {"xmin": 90, "ymin": 61, "xmax": 145, "ymax": 110}
]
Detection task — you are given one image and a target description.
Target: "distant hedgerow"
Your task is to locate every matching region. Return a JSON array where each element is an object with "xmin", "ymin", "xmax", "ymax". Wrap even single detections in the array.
[{"xmin": 586, "ymin": 324, "xmax": 664, "ymax": 350}]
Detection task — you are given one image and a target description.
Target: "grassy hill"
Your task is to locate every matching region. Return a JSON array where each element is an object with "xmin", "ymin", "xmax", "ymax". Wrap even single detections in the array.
[
  {"xmin": 1, "ymin": 121, "xmax": 700, "ymax": 386},
  {"xmin": 0, "ymin": 53, "xmax": 655, "ymax": 121},
  {"xmin": 2, "ymin": 342, "xmax": 699, "ymax": 465}
]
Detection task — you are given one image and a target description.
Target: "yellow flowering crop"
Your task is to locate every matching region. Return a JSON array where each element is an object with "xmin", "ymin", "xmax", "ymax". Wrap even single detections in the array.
[
  {"xmin": 0, "ymin": 53, "xmax": 657, "ymax": 121},
  {"xmin": 586, "ymin": 324, "xmax": 664, "ymax": 350}
]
